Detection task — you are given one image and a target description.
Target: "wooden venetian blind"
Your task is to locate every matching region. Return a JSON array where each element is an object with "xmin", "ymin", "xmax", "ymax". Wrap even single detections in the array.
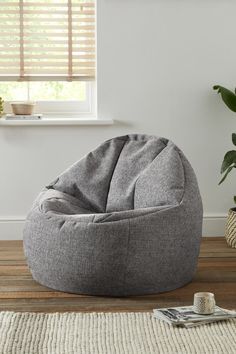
[{"xmin": 0, "ymin": 1, "xmax": 95, "ymax": 81}]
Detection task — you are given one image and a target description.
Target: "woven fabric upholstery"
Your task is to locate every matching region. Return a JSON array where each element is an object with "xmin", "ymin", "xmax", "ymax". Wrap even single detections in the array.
[{"xmin": 23, "ymin": 134, "xmax": 203, "ymax": 296}]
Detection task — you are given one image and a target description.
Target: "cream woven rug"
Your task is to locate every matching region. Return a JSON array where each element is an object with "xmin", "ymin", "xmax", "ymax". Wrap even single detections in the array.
[{"xmin": 0, "ymin": 312, "xmax": 235, "ymax": 354}]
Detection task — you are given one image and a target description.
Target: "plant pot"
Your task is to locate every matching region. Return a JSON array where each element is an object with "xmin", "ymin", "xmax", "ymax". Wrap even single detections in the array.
[
  {"xmin": 225, "ymin": 208, "xmax": 236, "ymax": 248},
  {"xmin": 11, "ymin": 102, "xmax": 36, "ymax": 115}
]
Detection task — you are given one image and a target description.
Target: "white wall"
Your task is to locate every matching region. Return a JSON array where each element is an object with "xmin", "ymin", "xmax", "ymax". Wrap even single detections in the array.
[{"xmin": 1, "ymin": 0, "xmax": 236, "ymax": 238}]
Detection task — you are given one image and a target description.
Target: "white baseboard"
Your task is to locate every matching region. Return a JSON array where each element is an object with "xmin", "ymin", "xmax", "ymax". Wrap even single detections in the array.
[
  {"xmin": 0, "ymin": 218, "xmax": 25, "ymax": 240},
  {"xmin": 0, "ymin": 215, "xmax": 227, "ymax": 240},
  {"xmin": 202, "ymin": 215, "xmax": 227, "ymax": 237}
]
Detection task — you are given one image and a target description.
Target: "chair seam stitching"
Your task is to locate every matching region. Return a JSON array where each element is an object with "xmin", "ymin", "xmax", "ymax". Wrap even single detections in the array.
[
  {"xmin": 104, "ymin": 138, "xmax": 128, "ymax": 212},
  {"xmin": 122, "ymin": 219, "xmax": 130, "ymax": 294}
]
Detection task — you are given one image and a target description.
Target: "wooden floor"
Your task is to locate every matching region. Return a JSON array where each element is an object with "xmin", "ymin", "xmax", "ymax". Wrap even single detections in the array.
[{"xmin": 0, "ymin": 237, "xmax": 235, "ymax": 312}]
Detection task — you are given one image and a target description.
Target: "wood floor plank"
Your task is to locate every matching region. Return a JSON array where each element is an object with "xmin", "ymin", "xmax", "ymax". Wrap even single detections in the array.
[
  {"xmin": 0, "ymin": 297, "xmax": 234, "ymax": 313},
  {"xmin": 0, "ymin": 237, "xmax": 235, "ymax": 312},
  {"xmin": 0, "ymin": 291, "xmax": 83, "ymax": 299},
  {"xmin": 0, "ymin": 265, "xmax": 30, "ymax": 276},
  {"xmin": 0, "ymin": 241, "xmax": 22, "ymax": 247}
]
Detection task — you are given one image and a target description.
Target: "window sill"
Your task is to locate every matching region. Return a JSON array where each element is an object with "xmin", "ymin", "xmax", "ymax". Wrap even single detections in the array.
[{"xmin": 0, "ymin": 117, "xmax": 114, "ymax": 126}]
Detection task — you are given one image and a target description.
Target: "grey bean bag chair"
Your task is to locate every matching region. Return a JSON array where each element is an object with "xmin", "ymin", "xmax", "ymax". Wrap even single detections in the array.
[{"xmin": 23, "ymin": 134, "xmax": 203, "ymax": 296}]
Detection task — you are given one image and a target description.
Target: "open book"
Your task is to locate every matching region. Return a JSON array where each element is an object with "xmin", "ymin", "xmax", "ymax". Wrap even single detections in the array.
[
  {"xmin": 5, "ymin": 114, "xmax": 42, "ymax": 120},
  {"xmin": 153, "ymin": 306, "xmax": 236, "ymax": 328}
]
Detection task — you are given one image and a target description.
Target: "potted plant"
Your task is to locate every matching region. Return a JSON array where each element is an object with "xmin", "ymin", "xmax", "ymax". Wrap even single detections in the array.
[
  {"xmin": 0, "ymin": 97, "xmax": 4, "ymax": 117},
  {"xmin": 213, "ymin": 85, "xmax": 236, "ymax": 247}
]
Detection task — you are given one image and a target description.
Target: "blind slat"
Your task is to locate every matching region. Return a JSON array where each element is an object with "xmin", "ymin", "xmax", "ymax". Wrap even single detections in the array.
[
  {"xmin": 0, "ymin": 76, "xmax": 94, "ymax": 82},
  {"xmin": 0, "ymin": 25, "xmax": 95, "ymax": 30},
  {"xmin": 0, "ymin": 0, "xmax": 95, "ymax": 81},
  {"xmin": 0, "ymin": 32, "xmax": 95, "ymax": 38},
  {"xmin": 0, "ymin": 10, "xmax": 95, "ymax": 15},
  {"xmin": 0, "ymin": 54, "xmax": 95, "ymax": 59},
  {"xmin": 0, "ymin": 62, "xmax": 95, "ymax": 67},
  {"xmin": 1, "ymin": 47, "xmax": 95, "ymax": 53},
  {"xmin": 1, "ymin": 2, "xmax": 95, "ymax": 7},
  {"xmin": 0, "ymin": 70, "xmax": 95, "ymax": 76},
  {"xmin": 0, "ymin": 39, "xmax": 95, "ymax": 44},
  {"xmin": 26, "ymin": 17, "xmax": 95, "ymax": 22},
  {"xmin": 21, "ymin": 17, "xmax": 95, "ymax": 22}
]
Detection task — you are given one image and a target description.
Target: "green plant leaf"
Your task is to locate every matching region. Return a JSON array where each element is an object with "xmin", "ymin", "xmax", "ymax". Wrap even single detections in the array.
[
  {"xmin": 219, "ymin": 165, "xmax": 235, "ymax": 185},
  {"xmin": 221, "ymin": 150, "xmax": 236, "ymax": 173},
  {"xmin": 213, "ymin": 85, "xmax": 236, "ymax": 112},
  {"xmin": 234, "ymin": 196, "xmax": 236, "ymax": 204},
  {"xmin": 232, "ymin": 133, "xmax": 236, "ymax": 146}
]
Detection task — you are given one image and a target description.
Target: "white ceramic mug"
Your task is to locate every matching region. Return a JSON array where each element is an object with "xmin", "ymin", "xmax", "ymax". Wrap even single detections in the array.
[{"xmin": 193, "ymin": 292, "xmax": 215, "ymax": 315}]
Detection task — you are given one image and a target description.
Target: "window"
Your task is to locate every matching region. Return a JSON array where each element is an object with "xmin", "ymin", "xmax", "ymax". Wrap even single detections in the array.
[{"xmin": 0, "ymin": 0, "xmax": 96, "ymax": 117}]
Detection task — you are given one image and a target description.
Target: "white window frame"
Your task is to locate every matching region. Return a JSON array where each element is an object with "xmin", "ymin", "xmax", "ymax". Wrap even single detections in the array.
[
  {"xmin": 34, "ymin": 81, "xmax": 96, "ymax": 118},
  {"xmin": 0, "ymin": 0, "xmax": 97, "ymax": 121},
  {"xmin": 3, "ymin": 80, "xmax": 96, "ymax": 118}
]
